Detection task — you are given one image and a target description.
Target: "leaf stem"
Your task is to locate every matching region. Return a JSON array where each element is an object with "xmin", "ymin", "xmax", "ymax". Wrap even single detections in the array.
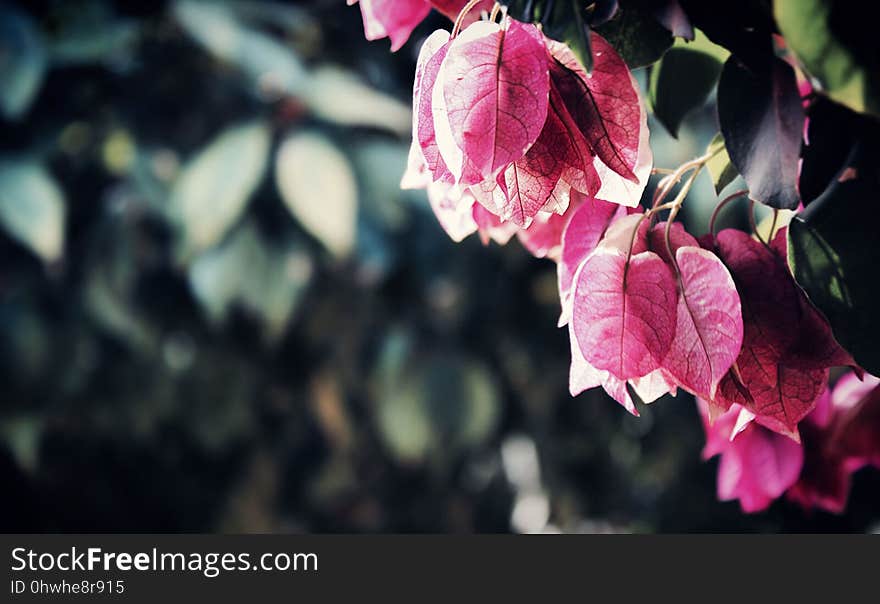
[
  {"xmin": 452, "ymin": 0, "xmax": 485, "ymax": 38},
  {"xmin": 489, "ymin": 2, "xmax": 502, "ymax": 23},
  {"xmin": 708, "ymin": 189, "xmax": 750, "ymax": 237},
  {"xmin": 651, "ymin": 149, "xmax": 718, "ymax": 211}
]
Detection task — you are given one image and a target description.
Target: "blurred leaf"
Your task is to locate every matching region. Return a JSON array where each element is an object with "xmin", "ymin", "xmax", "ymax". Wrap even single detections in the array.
[
  {"xmin": 0, "ymin": 7, "xmax": 48, "ymax": 120},
  {"xmin": 705, "ymin": 133, "xmax": 738, "ymax": 194},
  {"xmin": 48, "ymin": 1, "xmax": 139, "ymax": 67},
  {"xmin": 227, "ymin": 1, "xmax": 318, "ymax": 38},
  {"xmin": 276, "ymin": 131, "xmax": 358, "ymax": 258},
  {"xmin": 82, "ymin": 215, "xmax": 156, "ymax": 352},
  {"xmin": 168, "ymin": 121, "xmax": 270, "ymax": 262},
  {"xmin": 0, "ymin": 161, "xmax": 65, "ymax": 263},
  {"xmin": 174, "ymin": 0, "xmax": 308, "ymax": 99},
  {"xmin": 240, "ymin": 237, "xmax": 313, "ymax": 343},
  {"xmin": 305, "ymin": 66, "xmax": 411, "ymax": 135},
  {"xmin": 189, "ymin": 223, "xmax": 312, "ymax": 343},
  {"xmin": 351, "ymin": 140, "xmax": 410, "ymax": 230},
  {"xmin": 374, "ymin": 342, "xmax": 501, "ymax": 465},
  {"xmin": 775, "ymin": 0, "xmax": 879, "ymax": 116},
  {"xmin": 649, "ymin": 32, "xmax": 728, "ymax": 137},
  {"xmin": 0, "ymin": 416, "xmax": 43, "ymax": 474}
]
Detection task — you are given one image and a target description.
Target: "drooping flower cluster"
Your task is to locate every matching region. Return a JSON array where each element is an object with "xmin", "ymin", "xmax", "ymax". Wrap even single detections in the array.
[
  {"xmin": 400, "ymin": 13, "xmax": 650, "ymax": 247},
  {"xmin": 352, "ymin": 1, "xmax": 877, "ymax": 515},
  {"xmin": 700, "ymin": 371, "xmax": 880, "ymax": 513}
]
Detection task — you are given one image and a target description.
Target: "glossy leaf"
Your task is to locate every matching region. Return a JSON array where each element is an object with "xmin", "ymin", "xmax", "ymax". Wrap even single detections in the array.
[
  {"xmin": 788, "ymin": 175, "xmax": 880, "ymax": 375},
  {"xmin": 677, "ymin": 0, "xmax": 774, "ymax": 71},
  {"xmin": 593, "ymin": 5, "xmax": 673, "ymax": 68},
  {"xmin": 717, "ymin": 56, "xmax": 805, "ymax": 209},
  {"xmin": 798, "ymin": 98, "xmax": 859, "ymax": 205},
  {"xmin": 649, "ymin": 32, "xmax": 727, "ymax": 137}
]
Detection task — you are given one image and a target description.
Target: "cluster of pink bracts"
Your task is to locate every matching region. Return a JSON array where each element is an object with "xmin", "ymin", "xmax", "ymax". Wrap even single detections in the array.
[{"xmin": 349, "ymin": 1, "xmax": 880, "ymax": 513}]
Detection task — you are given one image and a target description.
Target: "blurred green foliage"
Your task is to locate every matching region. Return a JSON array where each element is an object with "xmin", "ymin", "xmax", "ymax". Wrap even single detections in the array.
[{"xmin": 1, "ymin": 0, "xmax": 878, "ymax": 533}]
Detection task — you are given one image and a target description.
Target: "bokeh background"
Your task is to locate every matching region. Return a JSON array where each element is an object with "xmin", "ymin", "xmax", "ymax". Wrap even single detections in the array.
[{"xmin": 2, "ymin": 0, "xmax": 878, "ymax": 533}]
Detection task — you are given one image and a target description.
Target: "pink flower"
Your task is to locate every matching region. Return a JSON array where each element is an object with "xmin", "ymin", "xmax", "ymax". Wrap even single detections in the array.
[
  {"xmin": 787, "ymin": 372, "xmax": 880, "ymax": 513},
  {"xmin": 348, "ymin": 0, "xmax": 431, "ymax": 52},
  {"xmin": 698, "ymin": 399, "xmax": 804, "ymax": 513}
]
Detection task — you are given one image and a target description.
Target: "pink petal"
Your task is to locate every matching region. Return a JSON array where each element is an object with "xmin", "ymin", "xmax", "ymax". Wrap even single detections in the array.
[
  {"xmin": 711, "ymin": 228, "xmax": 857, "ymax": 436},
  {"xmin": 568, "ymin": 321, "xmax": 639, "ymax": 415},
  {"xmin": 557, "ymin": 195, "xmax": 628, "ymax": 326},
  {"xmin": 699, "ymin": 399, "xmax": 804, "ymax": 513},
  {"xmin": 516, "ymin": 194, "xmax": 587, "ymax": 260},
  {"xmin": 662, "ymin": 246, "xmax": 743, "ymax": 400},
  {"xmin": 413, "ymin": 31, "xmax": 455, "ymax": 183},
  {"xmin": 471, "ymin": 201, "xmax": 517, "ymax": 245},
  {"xmin": 573, "ymin": 246, "xmax": 678, "ymax": 381},
  {"xmin": 547, "ymin": 35, "xmax": 644, "ymax": 186},
  {"xmin": 353, "ymin": 0, "xmax": 431, "ymax": 52},
  {"xmin": 440, "ymin": 19, "xmax": 550, "ymax": 185},
  {"xmin": 716, "ymin": 423, "xmax": 803, "ymax": 512},
  {"xmin": 426, "ymin": 182, "xmax": 478, "ymax": 242},
  {"xmin": 429, "ymin": 0, "xmax": 494, "ymax": 23}
]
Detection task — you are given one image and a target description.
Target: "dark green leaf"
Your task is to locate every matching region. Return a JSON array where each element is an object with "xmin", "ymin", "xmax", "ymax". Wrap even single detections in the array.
[
  {"xmin": 788, "ymin": 171, "xmax": 880, "ymax": 374},
  {"xmin": 717, "ymin": 56, "xmax": 804, "ymax": 209},
  {"xmin": 594, "ymin": 6, "xmax": 673, "ymax": 68},
  {"xmin": 677, "ymin": 0, "xmax": 774, "ymax": 71},
  {"xmin": 649, "ymin": 46, "xmax": 723, "ymax": 137},
  {"xmin": 799, "ymin": 98, "xmax": 860, "ymax": 205}
]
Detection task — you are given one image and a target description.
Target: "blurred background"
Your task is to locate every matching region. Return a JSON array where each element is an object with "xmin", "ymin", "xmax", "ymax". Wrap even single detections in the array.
[{"xmin": 1, "ymin": 0, "xmax": 878, "ymax": 533}]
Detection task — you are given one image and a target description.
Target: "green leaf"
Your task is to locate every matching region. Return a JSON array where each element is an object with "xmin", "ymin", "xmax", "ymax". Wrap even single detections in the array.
[
  {"xmin": 173, "ymin": 0, "xmax": 308, "ymax": 98},
  {"xmin": 705, "ymin": 134, "xmax": 738, "ymax": 194},
  {"xmin": 594, "ymin": 7, "xmax": 673, "ymax": 68},
  {"xmin": 373, "ymin": 340, "xmax": 501, "ymax": 466},
  {"xmin": 304, "ymin": 67, "xmax": 411, "ymax": 135},
  {"xmin": 788, "ymin": 175, "xmax": 880, "ymax": 374},
  {"xmin": 0, "ymin": 161, "xmax": 65, "ymax": 263},
  {"xmin": 275, "ymin": 131, "xmax": 358, "ymax": 259},
  {"xmin": 774, "ymin": 0, "xmax": 880, "ymax": 116},
  {"xmin": 650, "ymin": 31, "xmax": 729, "ymax": 136},
  {"xmin": 168, "ymin": 121, "xmax": 270, "ymax": 262},
  {"xmin": 0, "ymin": 7, "xmax": 47, "ymax": 120},
  {"xmin": 189, "ymin": 222, "xmax": 312, "ymax": 343},
  {"xmin": 649, "ymin": 48, "xmax": 722, "ymax": 137}
]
